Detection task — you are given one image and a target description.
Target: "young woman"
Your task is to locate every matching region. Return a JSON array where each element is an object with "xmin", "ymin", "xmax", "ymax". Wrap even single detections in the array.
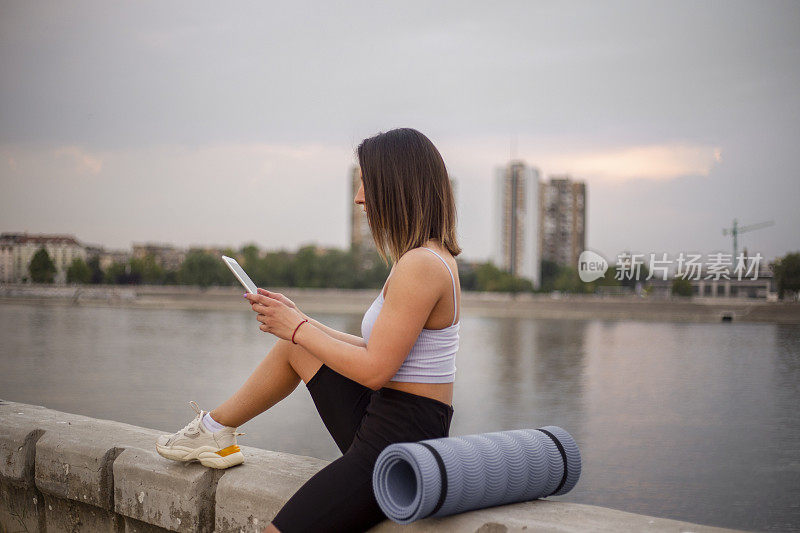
[{"xmin": 155, "ymin": 128, "xmax": 461, "ymax": 532}]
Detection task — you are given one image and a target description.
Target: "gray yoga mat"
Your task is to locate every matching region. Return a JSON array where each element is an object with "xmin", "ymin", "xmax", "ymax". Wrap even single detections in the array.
[{"xmin": 372, "ymin": 426, "xmax": 581, "ymax": 524}]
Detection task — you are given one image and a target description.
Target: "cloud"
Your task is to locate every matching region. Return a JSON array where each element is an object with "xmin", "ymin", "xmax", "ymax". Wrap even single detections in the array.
[
  {"xmin": 441, "ymin": 136, "xmax": 723, "ymax": 183},
  {"xmin": 54, "ymin": 146, "xmax": 103, "ymax": 175},
  {"xmin": 537, "ymin": 143, "xmax": 723, "ymax": 182}
]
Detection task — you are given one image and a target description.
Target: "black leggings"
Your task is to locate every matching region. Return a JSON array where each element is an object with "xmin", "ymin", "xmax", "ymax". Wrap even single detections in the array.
[{"xmin": 271, "ymin": 363, "xmax": 455, "ymax": 532}]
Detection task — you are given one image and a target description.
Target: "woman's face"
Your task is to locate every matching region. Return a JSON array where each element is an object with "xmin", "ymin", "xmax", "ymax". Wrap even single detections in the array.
[{"xmin": 354, "ymin": 168, "xmax": 366, "ymax": 213}]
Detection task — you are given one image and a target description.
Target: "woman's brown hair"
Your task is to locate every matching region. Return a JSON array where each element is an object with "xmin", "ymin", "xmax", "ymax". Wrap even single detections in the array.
[{"xmin": 356, "ymin": 128, "xmax": 461, "ymax": 265}]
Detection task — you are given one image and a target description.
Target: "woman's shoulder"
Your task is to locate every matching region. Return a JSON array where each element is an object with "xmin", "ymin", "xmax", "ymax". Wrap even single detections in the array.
[
  {"xmin": 395, "ymin": 245, "xmax": 458, "ymax": 280},
  {"xmin": 385, "ymin": 246, "xmax": 459, "ymax": 303},
  {"xmin": 399, "ymin": 245, "xmax": 452, "ymax": 263}
]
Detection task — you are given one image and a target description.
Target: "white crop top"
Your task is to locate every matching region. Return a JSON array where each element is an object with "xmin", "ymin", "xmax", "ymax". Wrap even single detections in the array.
[{"xmin": 361, "ymin": 247, "xmax": 459, "ymax": 383}]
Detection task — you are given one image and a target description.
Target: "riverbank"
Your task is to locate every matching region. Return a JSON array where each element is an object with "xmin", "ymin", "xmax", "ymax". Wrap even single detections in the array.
[
  {"xmin": 2, "ymin": 283, "xmax": 799, "ymax": 324},
  {"xmin": 0, "ymin": 399, "xmax": 742, "ymax": 532}
]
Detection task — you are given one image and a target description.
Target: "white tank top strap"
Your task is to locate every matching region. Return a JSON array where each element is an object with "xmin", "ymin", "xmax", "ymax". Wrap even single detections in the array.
[{"xmin": 421, "ymin": 247, "xmax": 458, "ymax": 326}]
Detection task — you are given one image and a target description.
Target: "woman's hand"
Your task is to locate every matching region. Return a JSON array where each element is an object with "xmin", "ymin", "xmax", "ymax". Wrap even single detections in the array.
[
  {"xmin": 256, "ymin": 288, "xmax": 299, "ymax": 312},
  {"xmin": 245, "ymin": 291, "xmax": 308, "ymax": 341}
]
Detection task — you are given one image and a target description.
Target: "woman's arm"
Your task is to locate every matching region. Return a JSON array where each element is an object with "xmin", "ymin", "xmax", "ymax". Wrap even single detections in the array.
[
  {"xmin": 300, "ymin": 313, "xmax": 366, "ymax": 348},
  {"xmin": 291, "ymin": 251, "xmax": 440, "ymax": 389},
  {"xmin": 254, "ymin": 288, "xmax": 366, "ymax": 348}
]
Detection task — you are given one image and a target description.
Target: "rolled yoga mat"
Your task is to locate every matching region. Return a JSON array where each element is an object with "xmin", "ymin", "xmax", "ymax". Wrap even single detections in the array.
[{"xmin": 372, "ymin": 426, "xmax": 581, "ymax": 524}]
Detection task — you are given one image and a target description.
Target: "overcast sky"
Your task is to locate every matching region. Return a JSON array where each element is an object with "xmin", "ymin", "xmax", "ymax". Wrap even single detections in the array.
[{"xmin": 1, "ymin": 1, "xmax": 798, "ymax": 264}]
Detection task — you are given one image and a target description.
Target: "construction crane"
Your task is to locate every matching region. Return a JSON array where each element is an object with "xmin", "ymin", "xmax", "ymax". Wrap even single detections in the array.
[{"xmin": 722, "ymin": 219, "xmax": 774, "ymax": 258}]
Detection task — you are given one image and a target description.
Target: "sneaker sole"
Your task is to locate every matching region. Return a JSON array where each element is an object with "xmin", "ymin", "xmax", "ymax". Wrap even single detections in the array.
[{"xmin": 155, "ymin": 443, "xmax": 244, "ymax": 469}]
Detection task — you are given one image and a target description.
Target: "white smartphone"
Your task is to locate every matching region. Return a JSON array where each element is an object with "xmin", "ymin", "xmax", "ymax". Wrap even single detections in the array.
[{"xmin": 222, "ymin": 255, "xmax": 259, "ymax": 294}]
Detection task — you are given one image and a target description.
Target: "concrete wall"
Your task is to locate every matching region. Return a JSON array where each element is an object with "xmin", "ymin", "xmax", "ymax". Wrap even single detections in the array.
[{"xmin": 0, "ymin": 399, "xmax": 740, "ymax": 533}]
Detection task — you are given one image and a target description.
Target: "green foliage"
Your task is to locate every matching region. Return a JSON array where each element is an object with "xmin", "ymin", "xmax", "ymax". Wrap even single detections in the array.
[
  {"xmin": 104, "ymin": 261, "xmax": 139, "ymax": 284},
  {"xmin": 671, "ymin": 277, "xmax": 693, "ymax": 297},
  {"xmin": 771, "ymin": 252, "xmax": 800, "ymax": 300},
  {"xmin": 239, "ymin": 243, "xmax": 260, "ymax": 272},
  {"xmin": 539, "ymin": 260, "xmax": 561, "ymax": 291},
  {"xmin": 292, "ymin": 245, "xmax": 321, "ymax": 287},
  {"xmin": 236, "ymin": 246, "xmax": 390, "ymax": 290},
  {"xmin": 540, "ymin": 259, "xmax": 619, "ymax": 294},
  {"xmin": 260, "ymin": 250, "xmax": 294, "ymax": 286},
  {"xmin": 87, "ymin": 256, "xmax": 104, "ymax": 284},
  {"xmin": 473, "ymin": 262, "xmax": 533, "ymax": 292},
  {"xmin": 178, "ymin": 250, "xmax": 230, "ymax": 288},
  {"xmin": 554, "ymin": 266, "xmax": 582, "ymax": 293},
  {"xmin": 456, "ymin": 259, "xmax": 478, "ymax": 291},
  {"xmin": 66, "ymin": 257, "xmax": 92, "ymax": 284},
  {"xmin": 317, "ymin": 248, "xmax": 358, "ymax": 288},
  {"xmin": 83, "ymin": 243, "xmax": 598, "ymax": 295},
  {"xmin": 129, "ymin": 254, "xmax": 166, "ymax": 284},
  {"xmin": 29, "ymin": 247, "xmax": 57, "ymax": 283}
]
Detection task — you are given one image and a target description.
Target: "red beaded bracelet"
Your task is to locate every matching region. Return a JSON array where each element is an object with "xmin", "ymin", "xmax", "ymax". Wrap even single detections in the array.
[{"xmin": 291, "ymin": 319, "xmax": 309, "ymax": 344}]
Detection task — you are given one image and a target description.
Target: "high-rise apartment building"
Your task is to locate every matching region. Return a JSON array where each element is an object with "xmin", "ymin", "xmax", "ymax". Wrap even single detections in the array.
[
  {"xmin": 492, "ymin": 161, "xmax": 541, "ymax": 288},
  {"xmin": 538, "ymin": 176, "xmax": 586, "ymax": 269}
]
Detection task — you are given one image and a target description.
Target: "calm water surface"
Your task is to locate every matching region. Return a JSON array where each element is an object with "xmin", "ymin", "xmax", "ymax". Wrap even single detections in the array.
[{"xmin": 1, "ymin": 302, "xmax": 798, "ymax": 531}]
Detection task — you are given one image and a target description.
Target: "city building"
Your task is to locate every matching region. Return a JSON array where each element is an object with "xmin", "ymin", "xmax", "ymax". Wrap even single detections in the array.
[
  {"xmin": 0, "ymin": 232, "xmax": 87, "ymax": 283},
  {"xmin": 132, "ymin": 242, "xmax": 186, "ymax": 271},
  {"xmin": 539, "ymin": 176, "xmax": 586, "ymax": 270},
  {"xmin": 0, "ymin": 241, "xmax": 13, "ymax": 283},
  {"xmin": 97, "ymin": 249, "xmax": 132, "ymax": 271},
  {"xmin": 492, "ymin": 160, "xmax": 541, "ymax": 288},
  {"xmin": 646, "ymin": 274, "xmax": 775, "ymax": 300}
]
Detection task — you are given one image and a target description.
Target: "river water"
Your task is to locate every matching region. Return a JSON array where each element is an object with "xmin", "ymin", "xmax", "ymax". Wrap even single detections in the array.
[{"xmin": 1, "ymin": 301, "xmax": 798, "ymax": 531}]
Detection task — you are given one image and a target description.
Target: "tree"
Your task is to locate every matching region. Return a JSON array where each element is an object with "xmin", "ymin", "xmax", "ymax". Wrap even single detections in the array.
[
  {"xmin": 130, "ymin": 254, "xmax": 166, "ymax": 284},
  {"xmin": 104, "ymin": 261, "xmax": 140, "ymax": 284},
  {"xmin": 29, "ymin": 247, "xmax": 56, "ymax": 283},
  {"xmin": 87, "ymin": 256, "xmax": 104, "ymax": 284},
  {"xmin": 671, "ymin": 277, "xmax": 693, "ymax": 297},
  {"xmin": 771, "ymin": 252, "xmax": 800, "ymax": 300},
  {"xmin": 66, "ymin": 257, "xmax": 92, "ymax": 284},
  {"xmin": 474, "ymin": 262, "xmax": 533, "ymax": 292},
  {"xmin": 540, "ymin": 259, "xmax": 616, "ymax": 294},
  {"xmin": 539, "ymin": 260, "xmax": 561, "ymax": 292},
  {"xmin": 293, "ymin": 245, "xmax": 321, "ymax": 287},
  {"xmin": 178, "ymin": 250, "xmax": 229, "ymax": 287},
  {"xmin": 456, "ymin": 259, "xmax": 477, "ymax": 291},
  {"xmin": 240, "ymin": 244, "xmax": 260, "ymax": 272}
]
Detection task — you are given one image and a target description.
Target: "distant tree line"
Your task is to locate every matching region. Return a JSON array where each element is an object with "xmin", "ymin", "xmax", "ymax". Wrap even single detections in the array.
[
  {"xmin": 29, "ymin": 244, "xmax": 527, "ymax": 292},
  {"xmin": 59, "ymin": 245, "xmax": 396, "ymax": 289},
  {"xmin": 26, "ymin": 245, "xmax": 800, "ymax": 298}
]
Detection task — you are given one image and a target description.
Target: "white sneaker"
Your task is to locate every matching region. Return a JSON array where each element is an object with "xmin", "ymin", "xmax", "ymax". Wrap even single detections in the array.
[{"xmin": 155, "ymin": 400, "xmax": 246, "ymax": 469}]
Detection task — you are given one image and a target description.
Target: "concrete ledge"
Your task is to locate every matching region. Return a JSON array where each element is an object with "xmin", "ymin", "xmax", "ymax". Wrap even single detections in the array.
[
  {"xmin": 368, "ymin": 499, "xmax": 739, "ymax": 533},
  {"xmin": 34, "ymin": 413, "xmax": 160, "ymax": 510},
  {"xmin": 214, "ymin": 447, "xmax": 329, "ymax": 532},
  {"xmin": 114, "ymin": 447, "xmax": 223, "ymax": 533},
  {"xmin": 0, "ymin": 399, "xmax": 743, "ymax": 532},
  {"xmin": 0, "ymin": 403, "xmax": 61, "ymax": 484}
]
